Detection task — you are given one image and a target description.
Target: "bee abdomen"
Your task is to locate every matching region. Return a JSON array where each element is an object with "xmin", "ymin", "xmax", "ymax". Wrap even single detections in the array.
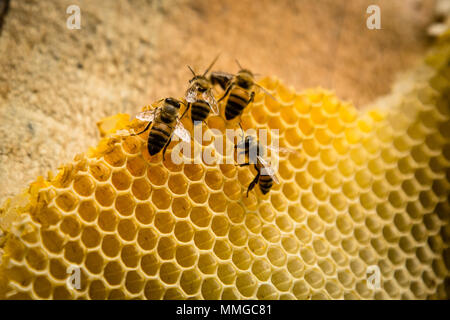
[
  {"xmin": 152, "ymin": 127, "xmax": 171, "ymax": 138},
  {"xmin": 160, "ymin": 115, "xmax": 173, "ymax": 124},
  {"xmin": 225, "ymin": 94, "xmax": 248, "ymax": 120},
  {"xmin": 191, "ymin": 101, "xmax": 211, "ymax": 123},
  {"xmin": 259, "ymin": 175, "xmax": 273, "ymax": 194},
  {"xmin": 147, "ymin": 127, "xmax": 170, "ymax": 155}
]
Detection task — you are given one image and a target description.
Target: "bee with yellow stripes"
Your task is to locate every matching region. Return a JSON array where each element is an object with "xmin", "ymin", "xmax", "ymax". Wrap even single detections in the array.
[
  {"xmin": 183, "ymin": 55, "xmax": 220, "ymax": 125},
  {"xmin": 133, "ymin": 98, "xmax": 190, "ymax": 159},
  {"xmin": 210, "ymin": 61, "xmax": 275, "ymax": 122}
]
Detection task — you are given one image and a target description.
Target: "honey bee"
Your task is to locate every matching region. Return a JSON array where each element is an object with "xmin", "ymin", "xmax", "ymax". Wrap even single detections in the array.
[
  {"xmin": 210, "ymin": 61, "xmax": 275, "ymax": 121},
  {"xmin": 133, "ymin": 98, "xmax": 191, "ymax": 159},
  {"xmin": 182, "ymin": 55, "xmax": 220, "ymax": 125},
  {"xmin": 235, "ymin": 135, "xmax": 295, "ymax": 196}
]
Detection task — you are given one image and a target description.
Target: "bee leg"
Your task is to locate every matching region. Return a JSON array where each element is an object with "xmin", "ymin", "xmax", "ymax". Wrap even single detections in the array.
[
  {"xmin": 180, "ymin": 103, "xmax": 191, "ymax": 120},
  {"xmin": 218, "ymin": 83, "xmax": 234, "ymax": 102},
  {"xmin": 238, "ymin": 122, "xmax": 245, "ymax": 139},
  {"xmin": 162, "ymin": 137, "xmax": 172, "ymax": 161},
  {"xmin": 246, "ymin": 172, "xmax": 260, "ymax": 197},
  {"xmin": 239, "ymin": 162, "xmax": 250, "ymax": 167},
  {"xmin": 131, "ymin": 121, "xmax": 152, "ymax": 136},
  {"xmin": 248, "ymin": 91, "xmax": 255, "ymax": 104}
]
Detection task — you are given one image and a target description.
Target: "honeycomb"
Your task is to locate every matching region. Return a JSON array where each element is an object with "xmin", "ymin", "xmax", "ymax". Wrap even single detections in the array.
[{"xmin": 0, "ymin": 35, "xmax": 449, "ymax": 300}]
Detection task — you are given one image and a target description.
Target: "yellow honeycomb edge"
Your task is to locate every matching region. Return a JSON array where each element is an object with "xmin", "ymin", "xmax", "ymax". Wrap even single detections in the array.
[{"xmin": 0, "ymin": 33, "xmax": 449, "ymax": 300}]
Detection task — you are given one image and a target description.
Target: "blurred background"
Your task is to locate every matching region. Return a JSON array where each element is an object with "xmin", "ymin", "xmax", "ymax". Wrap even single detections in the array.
[{"xmin": 0, "ymin": 0, "xmax": 441, "ymax": 204}]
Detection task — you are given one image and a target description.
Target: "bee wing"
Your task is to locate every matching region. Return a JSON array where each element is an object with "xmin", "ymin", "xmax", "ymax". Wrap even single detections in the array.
[
  {"xmin": 174, "ymin": 121, "xmax": 191, "ymax": 143},
  {"xmin": 255, "ymin": 83, "xmax": 278, "ymax": 102},
  {"xmin": 209, "ymin": 71, "xmax": 234, "ymax": 90},
  {"xmin": 257, "ymin": 156, "xmax": 280, "ymax": 184},
  {"xmin": 211, "ymin": 71, "xmax": 234, "ymax": 80},
  {"xmin": 185, "ymin": 85, "xmax": 198, "ymax": 103},
  {"xmin": 135, "ymin": 110, "xmax": 155, "ymax": 122},
  {"xmin": 202, "ymin": 90, "xmax": 219, "ymax": 115}
]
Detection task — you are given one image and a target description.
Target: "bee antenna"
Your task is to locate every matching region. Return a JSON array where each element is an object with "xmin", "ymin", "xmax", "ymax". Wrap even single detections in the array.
[
  {"xmin": 255, "ymin": 83, "xmax": 278, "ymax": 102},
  {"xmin": 187, "ymin": 65, "xmax": 196, "ymax": 76},
  {"xmin": 235, "ymin": 59, "xmax": 243, "ymax": 70},
  {"xmin": 202, "ymin": 53, "xmax": 221, "ymax": 77}
]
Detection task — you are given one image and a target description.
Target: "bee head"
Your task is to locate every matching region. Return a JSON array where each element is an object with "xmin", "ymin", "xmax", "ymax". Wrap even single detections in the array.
[
  {"xmin": 189, "ymin": 76, "xmax": 210, "ymax": 92},
  {"xmin": 236, "ymin": 69, "xmax": 254, "ymax": 89},
  {"xmin": 165, "ymin": 97, "xmax": 181, "ymax": 109},
  {"xmin": 236, "ymin": 135, "xmax": 256, "ymax": 150}
]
